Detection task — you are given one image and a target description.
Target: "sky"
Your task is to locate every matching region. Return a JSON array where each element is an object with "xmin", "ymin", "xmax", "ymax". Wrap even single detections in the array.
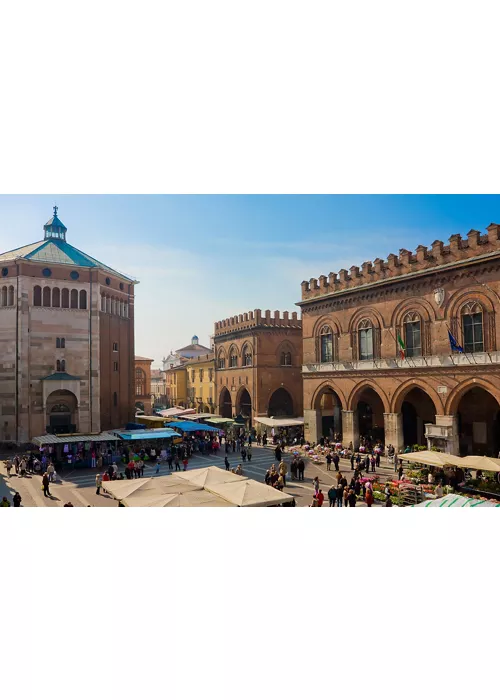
[{"xmin": 1, "ymin": 194, "xmax": 499, "ymax": 366}]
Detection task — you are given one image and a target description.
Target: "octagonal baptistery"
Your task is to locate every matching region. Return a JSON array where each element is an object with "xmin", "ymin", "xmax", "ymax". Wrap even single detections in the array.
[{"xmin": 0, "ymin": 207, "xmax": 138, "ymax": 444}]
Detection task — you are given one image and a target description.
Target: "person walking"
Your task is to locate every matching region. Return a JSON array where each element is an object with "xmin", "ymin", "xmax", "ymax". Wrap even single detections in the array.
[
  {"xmin": 174, "ymin": 455, "xmax": 180, "ymax": 471},
  {"xmin": 95, "ymin": 473, "xmax": 103, "ymax": 495},
  {"xmin": 333, "ymin": 454, "xmax": 340, "ymax": 471},
  {"xmin": 370, "ymin": 455, "xmax": 376, "ymax": 472},
  {"xmin": 317, "ymin": 489, "xmax": 325, "ymax": 507},
  {"xmin": 290, "ymin": 458, "xmax": 298, "ymax": 481},
  {"xmin": 348, "ymin": 488, "xmax": 357, "ymax": 507},
  {"xmin": 375, "ymin": 452, "xmax": 381, "ymax": 469},
  {"xmin": 312, "ymin": 476, "xmax": 319, "ymax": 496},
  {"xmin": 398, "ymin": 463, "xmax": 404, "ymax": 481},
  {"xmin": 328, "ymin": 484, "xmax": 337, "ymax": 507},
  {"xmin": 241, "ymin": 446, "xmax": 247, "ymax": 462},
  {"xmin": 279, "ymin": 460, "xmax": 288, "ymax": 487},
  {"xmin": 336, "ymin": 483, "xmax": 344, "ymax": 507},
  {"xmin": 6, "ymin": 461, "xmax": 12, "ymax": 477},
  {"xmin": 275, "ymin": 445, "xmax": 282, "ymax": 463},
  {"xmin": 326, "ymin": 452, "xmax": 332, "ymax": 471},
  {"xmin": 343, "ymin": 485, "xmax": 349, "ymax": 508},
  {"xmin": 385, "ymin": 483, "xmax": 392, "ymax": 507},
  {"xmin": 224, "ymin": 455, "xmax": 230, "ymax": 471},
  {"xmin": 247, "ymin": 445, "xmax": 252, "ymax": 462},
  {"xmin": 13, "ymin": 492, "xmax": 22, "ymax": 507},
  {"xmin": 297, "ymin": 457, "xmax": 305, "ymax": 482},
  {"xmin": 265, "ymin": 467, "xmax": 272, "ymax": 485},
  {"xmin": 182, "ymin": 456, "xmax": 188, "ymax": 471},
  {"xmin": 365, "ymin": 483, "xmax": 374, "ymax": 507},
  {"xmin": 42, "ymin": 472, "xmax": 51, "ymax": 498}
]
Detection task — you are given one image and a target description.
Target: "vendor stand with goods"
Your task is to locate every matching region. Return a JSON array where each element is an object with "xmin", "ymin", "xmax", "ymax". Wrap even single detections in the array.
[{"xmin": 32, "ymin": 432, "xmax": 120, "ymax": 469}]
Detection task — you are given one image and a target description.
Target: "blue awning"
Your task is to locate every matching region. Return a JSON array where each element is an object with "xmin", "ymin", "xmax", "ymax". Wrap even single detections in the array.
[
  {"xmin": 116, "ymin": 429, "xmax": 180, "ymax": 441},
  {"xmin": 168, "ymin": 421, "xmax": 219, "ymax": 433}
]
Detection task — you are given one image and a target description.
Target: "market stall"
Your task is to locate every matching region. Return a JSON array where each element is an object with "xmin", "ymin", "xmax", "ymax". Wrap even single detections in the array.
[
  {"xmin": 399, "ymin": 450, "xmax": 467, "ymax": 468},
  {"xmin": 412, "ymin": 494, "xmax": 500, "ymax": 508},
  {"xmin": 32, "ymin": 432, "xmax": 119, "ymax": 468},
  {"xmin": 156, "ymin": 407, "xmax": 196, "ymax": 418},
  {"xmin": 254, "ymin": 416, "xmax": 304, "ymax": 444},
  {"xmin": 102, "ymin": 468, "xmax": 293, "ymax": 507},
  {"xmin": 168, "ymin": 420, "xmax": 219, "ymax": 433}
]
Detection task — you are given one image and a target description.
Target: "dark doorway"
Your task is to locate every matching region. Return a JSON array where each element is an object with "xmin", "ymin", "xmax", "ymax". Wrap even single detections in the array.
[
  {"xmin": 220, "ymin": 388, "xmax": 233, "ymax": 419},
  {"xmin": 268, "ymin": 388, "xmax": 294, "ymax": 417}
]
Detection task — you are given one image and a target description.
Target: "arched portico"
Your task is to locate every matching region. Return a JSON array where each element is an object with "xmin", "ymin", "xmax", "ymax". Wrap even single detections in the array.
[
  {"xmin": 219, "ymin": 387, "xmax": 233, "ymax": 419},
  {"xmin": 46, "ymin": 389, "xmax": 78, "ymax": 434}
]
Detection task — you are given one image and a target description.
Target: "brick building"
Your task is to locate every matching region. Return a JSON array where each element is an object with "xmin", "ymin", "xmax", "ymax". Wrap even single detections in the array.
[
  {"xmin": 134, "ymin": 356, "xmax": 153, "ymax": 414},
  {"xmin": 299, "ymin": 223, "xmax": 500, "ymax": 456},
  {"xmin": 213, "ymin": 309, "xmax": 303, "ymax": 426},
  {"xmin": 0, "ymin": 208, "xmax": 137, "ymax": 443}
]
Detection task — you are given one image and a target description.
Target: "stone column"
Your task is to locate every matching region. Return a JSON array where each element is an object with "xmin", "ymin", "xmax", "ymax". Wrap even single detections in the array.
[
  {"xmin": 342, "ymin": 410, "xmax": 359, "ymax": 450},
  {"xmin": 384, "ymin": 412, "xmax": 403, "ymax": 452},
  {"xmin": 303, "ymin": 409, "xmax": 320, "ymax": 444}
]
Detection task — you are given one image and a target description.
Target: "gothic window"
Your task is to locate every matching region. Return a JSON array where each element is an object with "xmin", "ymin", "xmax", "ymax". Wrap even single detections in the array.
[
  {"xmin": 404, "ymin": 312, "xmax": 422, "ymax": 357},
  {"xmin": 33, "ymin": 286, "xmax": 42, "ymax": 306},
  {"xmin": 61, "ymin": 360, "xmax": 66, "ymax": 372},
  {"xmin": 56, "ymin": 338, "xmax": 61, "ymax": 349},
  {"xmin": 62, "ymin": 288, "xmax": 70, "ymax": 309},
  {"xmin": 461, "ymin": 301, "xmax": 484, "ymax": 353},
  {"xmin": 8, "ymin": 286, "xmax": 14, "ymax": 306},
  {"xmin": 79, "ymin": 290, "xmax": 87, "ymax": 310},
  {"xmin": 229, "ymin": 352, "xmax": 238, "ymax": 368},
  {"xmin": 358, "ymin": 319, "xmax": 373, "ymax": 360},
  {"xmin": 136, "ymin": 368, "xmax": 146, "ymax": 396},
  {"xmin": 320, "ymin": 325, "xmax": 333, "ymax": 362},
  {"xmin": 218, "ymin": 353, "xmax": 226, "ymax": 369},
  {"xmin": 43, "ymin": 287, "xmax": 51, "ymax": 307},
  {"xmin": 56, "ymin": 360, "xmax": 61, "ymax": 371},
  {"xmin": 280, "ymin": 351, "xmax": 292, "ymax": 365},
  {"xmin": 52, "ymin": 287, "xmax": 60, "ymax": 308}
]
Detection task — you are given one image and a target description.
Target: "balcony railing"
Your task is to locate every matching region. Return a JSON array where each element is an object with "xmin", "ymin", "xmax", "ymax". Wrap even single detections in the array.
[{"xmin": 303, "ymin": 351, "xmax": 500, "ymax": 374}]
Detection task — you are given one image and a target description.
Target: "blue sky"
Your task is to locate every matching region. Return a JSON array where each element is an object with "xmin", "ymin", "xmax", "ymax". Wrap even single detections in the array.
[{"xmin": 1, "ymin": 195, "xmax": 499, "ymax": 365}]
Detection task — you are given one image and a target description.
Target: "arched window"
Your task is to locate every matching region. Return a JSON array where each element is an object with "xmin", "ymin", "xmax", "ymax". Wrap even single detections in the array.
[
  {"xmin": 136, "ymin": 368, "xmax": 146, "ymax": 396},
  {"xmin": 404, "ymin": 312, "xmax": 422, "ymax": 357},
  {"xmin": 280, "ymin": 351, "xmax": 292, "ymax": 366},
  {"xmin": 61, "ymin": 338, "xmax": 65, "ymax": 349},
  {"xmin": 461, "ymin": 301, "xmax": 484, "ymax": 353},
  {"xmin": 70, "ymin": 289, "xmax": 78, "ymax": 309},
  {"xmin": 52, "ymin": 287, "xmax": 60, "ymax": 308},
  {"xmin": 62, "ymin": 288, "xmax": 69, "ymax": 308},
  {"xmin": 43, "ymin": 287, "xmax": 51, "ymax": 307},
  {"xmin": 56, "ymin": 360, "xmax": 61, "ymax": 371},
  {"xmin": 113, "ymin": 391, "xmax": 118, "ymax": 407},
  {"xmin": 320, "ymin": 325, "xmax": 333, "ymax": 362},
  {"xmin": 244, "ymin": 351, "xmax": 252, "ymax": 366},
  {"xmin": 229, "ymin": 351, "xmax": 238, "ymax": 368},
  {"xmin": 8, "ymin": 286, "xmax": 14, "ymax": 306},
  {"xmin": 218, "ymin": 353, "xmax": 226, "ymax": 369},
  {"xmin": 61, "ymin": 360, "xmax": 66, "ymax": 372},
  {"xmin": 79, "ymin": 290, "xmax": 87, "ymax": 310},
  {"xmin": 358, "ymin": 319, "xmax": 373, "ymax": 360},
  {"xmin": 56, "ymin": 338, "xmax": 61, "ymax": 349},
  {"xmin": 33, "ymin": 285, "xmax": 42, "ymax": 306},
  {"xmin": 1, "ymin": 286, "xmax": 6, "ymax": 306}
]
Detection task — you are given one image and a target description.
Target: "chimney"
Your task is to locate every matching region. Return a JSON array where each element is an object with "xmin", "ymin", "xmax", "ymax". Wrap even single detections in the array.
[
  {"xmin": 487, "ymin": 223, "xmax": 500, "ymax": 245},
  {"xmin": 431, "ymin": 240, "xmax": 444, "ymax": 262},
  {"xmin": 416, "ymin": 245, "xmax": 427, "ymax": 263},
  {"xmin": 387, "ymin": 254, "xmax": 399, "ymax": 270},
  {"xmin": 449, "ymin": 233, "xmax": 462, "ymax": 254},
  {"xmin": 467, "ymin": 230, "xmax": 480, "ymax": 249}
]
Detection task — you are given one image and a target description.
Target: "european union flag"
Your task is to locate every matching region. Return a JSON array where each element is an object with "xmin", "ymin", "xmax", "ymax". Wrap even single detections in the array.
[{"xmin": 448, "ymin": 330, "xmax": 464, "ymax": 353}]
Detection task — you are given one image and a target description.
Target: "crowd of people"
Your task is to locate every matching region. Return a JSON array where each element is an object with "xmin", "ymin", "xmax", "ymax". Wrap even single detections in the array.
[{"xmin": 308, "ymin": 471, "xmax": 391, "ymax": 507}]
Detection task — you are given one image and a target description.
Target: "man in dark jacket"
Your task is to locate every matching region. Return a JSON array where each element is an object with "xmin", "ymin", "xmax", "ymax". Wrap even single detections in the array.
[
  {"xmin": 275, "ymin": 446, "xmax": 282, "ymax": 462},
  {"xmin": 297, "ymin": 458, "xmax": 305, "ymax": 481},
  {"xmin": 327, "ymin": 485, "xmax": 337, "ymax": 507},
  {"xmin": 333, "ymin": 454, "xmax": 340, "ymax": 471}
]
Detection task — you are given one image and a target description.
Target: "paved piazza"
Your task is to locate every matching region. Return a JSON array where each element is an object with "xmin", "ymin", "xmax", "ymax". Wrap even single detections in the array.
[{"xmin": 0, "ymin": 445, "xmax": 397, "ymax": 507}]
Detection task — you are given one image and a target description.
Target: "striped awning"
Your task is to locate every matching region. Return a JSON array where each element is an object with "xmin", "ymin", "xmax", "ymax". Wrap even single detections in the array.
[{"xmin": 32, "ymin": 432, "xmax": 119, "ymax": 446}]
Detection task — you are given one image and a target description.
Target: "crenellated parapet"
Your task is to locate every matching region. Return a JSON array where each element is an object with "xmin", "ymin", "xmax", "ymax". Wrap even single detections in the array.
[
  {"xmin": 301, "ymin": 224, "xmax": 500, "ymax": 300},
  {"xmin": 214, "ymin": 308, "xmax": 301, "ymax": 336}
]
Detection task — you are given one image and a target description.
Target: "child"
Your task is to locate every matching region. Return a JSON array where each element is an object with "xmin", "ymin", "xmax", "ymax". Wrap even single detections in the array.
[{"xmin": 182, "ymin": 457, "xmax": 188, "ymax": 471}]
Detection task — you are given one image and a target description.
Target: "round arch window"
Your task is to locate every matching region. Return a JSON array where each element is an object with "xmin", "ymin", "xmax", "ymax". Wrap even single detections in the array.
[
  {"xmin": 105, "ymin": 277, "xmax": 111, "ymax": 286},
  {"xmin": 119, "ymin": 282, "xmax": 124, "ymax": 291},
  {"xmin": 70, "ymin": 270, "xmax": 79, "ymax": 280},
  {"xmin": 1, "ymin": 267, "xmax": 8, "ymax": 277},
  {"xmin": 42, "ymin": 268, "xmax": 52, "ymax": 277}
]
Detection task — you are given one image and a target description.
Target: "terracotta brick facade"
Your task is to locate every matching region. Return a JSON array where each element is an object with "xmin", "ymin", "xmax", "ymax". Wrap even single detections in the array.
[
  {"xmin": 299, "ymin": 225, "xmax": 500, "ymax": 456},
  {"xmin": 214, "ymin": 309, "xmax": 303, "ymax": 425},
  {"xmin": 134, "ymin": 356, "xmax": 153, "ymax": 415}
]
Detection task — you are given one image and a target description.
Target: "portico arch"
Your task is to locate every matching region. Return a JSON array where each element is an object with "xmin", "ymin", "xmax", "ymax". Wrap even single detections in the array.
[
  {"xmin": 46, "ymin": 389, "xmax": 78, "ymax": 434},
  {"xmin": 313, "ymin": 384, "xmax": 343, "ymax": 440},
  {"xmin": 219, "ymin": 387, "xmax": 233, "ymax": 419},
  {"xmin": 349, "ymin": 383, "xmax": 389, "ymax": 444},
  {"xmin": 236, "ymin": 387, "xmax": 252, "ymax": 425},
  {"xmin": 268, "ymin": 387, "xmax": 294, "ymax": 417}
]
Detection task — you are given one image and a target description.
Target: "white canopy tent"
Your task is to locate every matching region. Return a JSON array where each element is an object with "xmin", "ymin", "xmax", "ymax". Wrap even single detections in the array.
[
  {"xmin": 253, "ymin": 417, "xmax": 304, "ymax": 428},
  {"xmin": 399, "ymin": 450, "xmax": 467, "ymax": 468}
]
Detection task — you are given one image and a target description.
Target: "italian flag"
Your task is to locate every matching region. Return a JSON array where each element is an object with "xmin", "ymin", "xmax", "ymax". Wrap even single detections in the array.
[{"xmin": 397, "ymin": 333, "xmax": 406, "ymax": 360}]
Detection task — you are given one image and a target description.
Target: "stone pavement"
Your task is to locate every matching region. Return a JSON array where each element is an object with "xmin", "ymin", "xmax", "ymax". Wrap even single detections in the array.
[{"xmin": 0, "ymin": 445, "xmax": 401, "ymax": 507}]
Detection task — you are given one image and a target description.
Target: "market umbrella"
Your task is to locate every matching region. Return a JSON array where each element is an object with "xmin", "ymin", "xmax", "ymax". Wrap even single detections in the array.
[
  {"xmin": 130, "ymin": 491, "xmax": 234, "ymax": 507},
  {"xmin": 459, "ymin": 455, "xmax": 500, "ymax": 472},
  {"xmin": 399, "ymin": 450, "xmax": 467, "ymax": 468}
]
